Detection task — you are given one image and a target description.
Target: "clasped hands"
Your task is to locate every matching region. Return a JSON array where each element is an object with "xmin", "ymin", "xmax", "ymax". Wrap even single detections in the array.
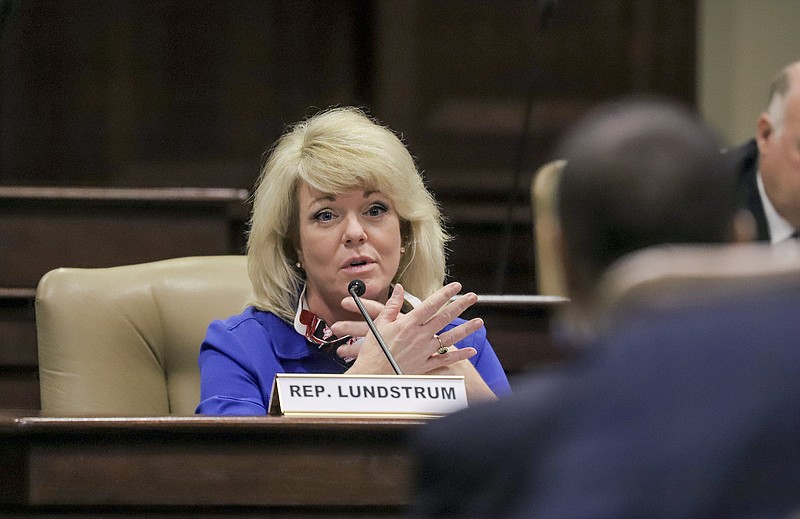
[{"xmin": 331, "ymin": 282, "xmax": 483, "ymax": 376}]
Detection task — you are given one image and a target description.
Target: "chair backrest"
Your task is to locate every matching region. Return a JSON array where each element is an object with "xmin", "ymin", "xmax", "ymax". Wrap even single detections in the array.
[
  {"xmin": 36, "ymin": 255, "xmax": 252, "ymax": 416},
  {"xmin": 584, "ymin": 243, "xmax": 800, "ymax": 348},
  {"xmin": 597, "ymin": 242, "xmax": 800, "ymax": 319},
  {"xmin": 531, "ymin": 160, "xmax": 567, "ymax": 297}
]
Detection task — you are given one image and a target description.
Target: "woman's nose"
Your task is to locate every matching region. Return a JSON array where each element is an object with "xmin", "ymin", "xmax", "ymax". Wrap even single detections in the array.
[{"xmin": 342, "ymin": 215, "xmax": 367, "ymax": 244}]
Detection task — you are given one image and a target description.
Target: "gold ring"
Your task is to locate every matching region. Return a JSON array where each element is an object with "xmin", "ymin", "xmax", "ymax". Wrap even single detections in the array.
[{"xmin": 434, "ymin": 334, "xmax": 449, "ymax": 355}]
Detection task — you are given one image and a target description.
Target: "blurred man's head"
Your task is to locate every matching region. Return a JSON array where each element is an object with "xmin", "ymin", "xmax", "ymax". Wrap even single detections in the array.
[
  {"xmin": 556, "ymin": 98, "xmax": 739, "ymax": 303},
  {"xmin": 756, "ymin": 61, "xmax": 800, "ymax": 230}
]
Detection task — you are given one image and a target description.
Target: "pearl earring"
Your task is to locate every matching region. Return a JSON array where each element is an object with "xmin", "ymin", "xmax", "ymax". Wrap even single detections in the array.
[
  {"xmin": 400, "ymin": 246, "xmax": 406, "ymax": 254},
  {"xmin": 296, "ymin": 262, "xmax": 302, "ymax": 269}
]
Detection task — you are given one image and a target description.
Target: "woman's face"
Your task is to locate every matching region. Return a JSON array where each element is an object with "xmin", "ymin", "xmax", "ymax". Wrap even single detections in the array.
[{"xmin": 295, "ymin": 182, "xmax": 403, "ymax": 323}]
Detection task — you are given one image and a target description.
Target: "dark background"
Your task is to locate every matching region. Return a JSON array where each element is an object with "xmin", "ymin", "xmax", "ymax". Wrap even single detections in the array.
[{"xmin": 0, "ymin": 0, "xmax": 697, "ymax": 294}]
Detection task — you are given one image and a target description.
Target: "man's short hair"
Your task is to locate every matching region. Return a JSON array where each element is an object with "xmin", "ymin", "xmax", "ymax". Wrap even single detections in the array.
[
  {"xmin": 765, "ymin": 64, "xmax": 794, "ymax": 135},
  {"xmin": 556, "ymin": 97, "xmax": 737, "ymax": 287}
]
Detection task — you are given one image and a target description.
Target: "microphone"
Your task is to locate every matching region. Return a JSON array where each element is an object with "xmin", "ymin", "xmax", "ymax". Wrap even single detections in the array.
[{"xmin": 348, "ymin": 279, "xmax": 403, "ymax": 375}]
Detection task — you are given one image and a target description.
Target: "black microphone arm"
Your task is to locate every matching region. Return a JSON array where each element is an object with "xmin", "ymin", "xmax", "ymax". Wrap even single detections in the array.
[{"xmin": 347, "ymin": 279, "xmax": 403, "ymax": 375}]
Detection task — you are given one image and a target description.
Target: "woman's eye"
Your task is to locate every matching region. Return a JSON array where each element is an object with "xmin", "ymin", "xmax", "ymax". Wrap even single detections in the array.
[
  {"xmin": 314, "ymin": 210, "xmax": 335, "ymax": 222},
  {"xmin": 366, "ymin": 203, "xmax": 388, "ymax": 217}
]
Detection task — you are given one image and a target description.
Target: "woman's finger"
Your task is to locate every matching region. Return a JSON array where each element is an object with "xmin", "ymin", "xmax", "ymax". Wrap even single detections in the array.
[
  {"xmin": 421, "ymin": 291, "xmax": 479, "ymax": 333},
  {"xmin": 427, "ymin": 347, "xmax": 476, "ymax": 368},
  {"xmin": 339, "ymin": 296, "xmax": 385, "ymax": 319},
  {"xmin": 330, "ymin": 320, "xmax": 371, "ymax": 338},
  {"xmin": 409, "ymin": 282, "xmax": 463, "ymax": 324},
  {"xmin": 374, "ymin": 282, "xmax": 405, "ymax": 325},
  {"xmin": 334, "ymin": 283, "xmax": 406, "ymax": 336},
  {"xmin": 437, "ymin": 317, "xmax": 484, "ymax": 348},
  {"xmin": 335, "ymin": 341, "xmax": 362, "ymax": 360}
]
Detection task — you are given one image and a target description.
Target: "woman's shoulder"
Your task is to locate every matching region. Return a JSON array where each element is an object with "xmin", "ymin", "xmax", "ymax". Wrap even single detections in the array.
[
  {"xmin": 204, "ymin": 307, "xmax": 299, "ymax": 359},
  {"xmin": 211, "ymin": 307, "xmax": 289, "ymax": 334}
]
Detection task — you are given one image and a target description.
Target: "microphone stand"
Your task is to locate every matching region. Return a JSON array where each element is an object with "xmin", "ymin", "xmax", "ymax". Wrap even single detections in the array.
[
  {"xmin": 348, "ymin": 280, "xmax": 403, "ymax": 375},
  {"xmin": 493, "ymin": 0, "xmax": 561, "ymax": 294}
]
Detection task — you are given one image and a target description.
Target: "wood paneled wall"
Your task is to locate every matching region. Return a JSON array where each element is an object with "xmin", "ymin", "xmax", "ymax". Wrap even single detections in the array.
[
  {"xmin": 0, "ymin": 0, "xmax": 696, "ymax": 409},
  {"xmin": 1, "ymin": 0, "xmax": 696, "ymax": 293}
]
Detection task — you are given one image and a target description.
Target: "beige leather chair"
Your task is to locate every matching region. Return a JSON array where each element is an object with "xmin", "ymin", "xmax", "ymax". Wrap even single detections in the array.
[
  {"xmin": 531, "ymin": 160, "xmax": 567, "ymax": 297},
  {"xmin": 36, "ymin": 255, "xmax": 251, "ymax": 416},
  {"xmin": 596, "ymin": 242, "xmax": 800, "ymax": 320}
]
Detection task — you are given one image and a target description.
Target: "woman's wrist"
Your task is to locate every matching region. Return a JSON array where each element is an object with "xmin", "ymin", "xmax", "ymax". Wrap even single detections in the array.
[{"xmin": 346, "ymin": 352, "xmax": 392, "ymax": 375}]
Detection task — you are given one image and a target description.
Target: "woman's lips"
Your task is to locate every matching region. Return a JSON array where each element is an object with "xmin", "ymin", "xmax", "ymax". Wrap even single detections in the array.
[
  {"xmin": 342, "ymin": 261, "xmax": 373, "ymax": 272},
  {"xmin": 341, "ymin": 256, "xmax": 373, "ymax": 269}
]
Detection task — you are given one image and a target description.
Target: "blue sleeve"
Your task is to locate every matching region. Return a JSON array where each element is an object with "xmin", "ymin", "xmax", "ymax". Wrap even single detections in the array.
[
  {"xmin": 195, "ymin": 316, "xmax": 280, "ymax": 415},
  {"xmin": 447, "ymin": 320, "xmax": 512, "ymax": 397}
]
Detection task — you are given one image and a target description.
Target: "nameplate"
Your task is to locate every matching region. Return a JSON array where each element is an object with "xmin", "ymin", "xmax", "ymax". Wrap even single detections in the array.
[{"xmin": 268, "ymin": 373, "xmax": 468, "ymax": 418}]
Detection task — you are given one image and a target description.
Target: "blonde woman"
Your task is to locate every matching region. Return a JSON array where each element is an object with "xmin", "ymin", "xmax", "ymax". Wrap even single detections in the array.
[{"xmin": 197, "ymin": 107, "xmax": 509, "ymax": 415}]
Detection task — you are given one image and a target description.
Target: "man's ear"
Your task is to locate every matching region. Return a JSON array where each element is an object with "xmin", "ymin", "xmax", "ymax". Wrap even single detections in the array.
[
  {"xmin": 730, "ymin": 209, "xmax": 757, "ymax": 243},
  {"xmin": 756, "ymin": 113, "xmax": 772, "ymax": 153}
]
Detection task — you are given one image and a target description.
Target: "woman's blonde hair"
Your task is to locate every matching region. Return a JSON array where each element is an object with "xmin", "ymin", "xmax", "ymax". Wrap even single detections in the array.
[{"xmin": 247, "ymin": 106, "xmax": 449, "ymax": 323}]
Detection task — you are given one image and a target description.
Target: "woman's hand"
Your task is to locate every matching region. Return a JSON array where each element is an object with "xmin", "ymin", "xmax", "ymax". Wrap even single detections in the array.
[
  {"xmin": 427, "ymin": 360, "xmax": 498, "ymax": 404},
  {"xmin": 333, "ymin": 282, "xmax": 483, "ymax": 375}
]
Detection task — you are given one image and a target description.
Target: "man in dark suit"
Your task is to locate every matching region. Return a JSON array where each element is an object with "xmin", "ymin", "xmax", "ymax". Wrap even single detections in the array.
[
  {"xmin": 726, "ymin": 60, "xmax": 800, "ymax": 243},
  {"xmin": 408, "ymin": 98, "xmax": 800, "ymax": 518},
  {"xmin": 411, "ymin": 274, "xmax": 800, "ymax": 518}
]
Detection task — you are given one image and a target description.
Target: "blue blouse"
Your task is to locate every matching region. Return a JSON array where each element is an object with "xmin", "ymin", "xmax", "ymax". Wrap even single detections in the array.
[{"xmin": 196, "ymin": 306, "xmax": 511, "ymax": 415}]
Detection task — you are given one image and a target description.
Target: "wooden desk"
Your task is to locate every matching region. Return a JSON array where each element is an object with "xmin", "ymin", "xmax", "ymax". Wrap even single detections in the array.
[{"xmin": 0, "ymin": 412, "xmax": 423, "ymax": 517}]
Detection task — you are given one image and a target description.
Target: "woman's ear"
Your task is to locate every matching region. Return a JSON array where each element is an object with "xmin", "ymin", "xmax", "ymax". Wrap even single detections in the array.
[
  {"xmin": 400, "ymin": 220, "xmax": 412, "ymax": 244},
  {"xmin": 399, "ymin": 222, "xmax": 413, "ymax": 256}
]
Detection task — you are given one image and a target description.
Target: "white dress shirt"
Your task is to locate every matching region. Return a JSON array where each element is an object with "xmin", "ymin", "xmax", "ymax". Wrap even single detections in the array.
[{"xmin": 757, "ymin": 171, "xmax": 796, "ymax": 244}]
